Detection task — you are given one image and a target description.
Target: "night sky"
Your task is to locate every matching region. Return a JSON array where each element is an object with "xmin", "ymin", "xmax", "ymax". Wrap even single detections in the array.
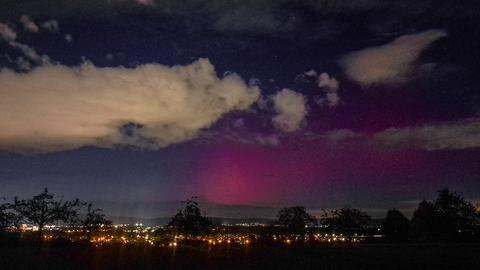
[{"xmin": 1, "ymin": 0, "xmax": 480, "ymax": 218}]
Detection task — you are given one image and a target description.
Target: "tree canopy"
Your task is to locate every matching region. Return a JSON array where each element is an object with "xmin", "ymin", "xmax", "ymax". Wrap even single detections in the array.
[
  {"xmin": 168, "ymin": 198, "xmax": 212, "ymax": 235},
  {"xmin": 276, "ymin": 206, "xmax": 316, "ymax": 235},
  {"xmin": 76, "ymin": 203, "xmax": 111, "ymax": 240},
  {"xmin": 410, "ymin": 188, "xmax": 480, "ymax": 241},
  {"xmin": 382, "ymin": 209, "xmax": 409, "ymax": 242},
  {"xmin": 10, "ymin": 188, "xmax": 82, "ymax": 239},
  {"xmin": 322, "ymin": 208, "xmax": 371, "ymax": 236}
]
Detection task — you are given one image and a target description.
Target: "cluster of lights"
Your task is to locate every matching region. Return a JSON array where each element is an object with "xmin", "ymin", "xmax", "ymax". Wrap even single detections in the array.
[
  {"xmin": 26, "ymin": 222, "xmax": 371, "ymax": 247},
  {"xmin": 271, "ymin": 233, "xmax": 365, "ymax": 244},
  {"xmin": 201, "ymin": 235, "xmax": 253, "ymax": 245}
]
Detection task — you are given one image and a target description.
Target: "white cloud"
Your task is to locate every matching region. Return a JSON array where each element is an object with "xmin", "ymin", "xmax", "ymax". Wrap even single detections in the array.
[
  {"xmin": 271, "ymin": 88, "xmax": 308, "ymax": 132},
  {"xmin": 341, "ymin": 29, "xmax": 447, "ymax": 86},
  {"xmin": 0, "ymin": 58, "xmax": 260, "ymax": 153},
  {"xmin": 304, "ymin": 69, "xmax": 318, "ymax": 77},
  {"xmin": 316, "ymin": 72, "xmax": 341, "ymax": 107},
  {"xmin": 20, "ymin": 15, "xmax": 39, "ymax": 32},
  {"xmin": 318, "ymin": 72, "xmax": 340, "ymax": 107},
  {"xmin": 318, "ymin": 72, "xmax": 339, "ymax": 91},
  {"xmin": 374, "ymin": 118, "xmax": 480, "ymax": 151},
  {"xmin": 41, "ymin": 19, "xmax": 59, "ymax": 32},
  {"xmin": 0, "ymin": 23, "xmax": 17, "ymax": 41}
]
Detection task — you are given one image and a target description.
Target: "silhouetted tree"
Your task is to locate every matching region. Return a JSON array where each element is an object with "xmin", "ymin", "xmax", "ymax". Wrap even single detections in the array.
[
  {"xmin": 11, "ymin": 188, "xmax": 82, "ymax": 240},
  {"xmin": 77, "ymin": 203, "xmax": 112, "ymax": 241},
  {"xmin": 0, "ymin": 202, "xmax": 12, "ymax": 231},
  {"xmin": 410, "ymin": 200, "xmax": 438, "ymax": 241},
  {"xmin": 168, "ymin": 198, "xmax": 212, "ymax": 235},
  {"xmin": 382, "ymin": 209, "xmax": 409, "ymax": 242},
  {"xmin": 434, "ymin": 188, "xmax": 479, "ymax": 240},
  {"xmin": 322, "ymin": 208, "xmax": 371, "ymax": 236},
  {"xmin": 1, "ymin": 202, "xmax": 23, "ymax": 232},
  {"xmin": 276, "ymin": 206, "xmax": 316, "ymax": 236},
  {"xmin": 410, "ymin": 189, "xmax": 480, "ymax": 242}
]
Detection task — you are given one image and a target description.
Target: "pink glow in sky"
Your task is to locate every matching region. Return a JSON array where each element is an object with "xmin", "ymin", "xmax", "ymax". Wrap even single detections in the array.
[{"xmin": 190, "ymin": 139, "xmax": 441, "ymax": 207}]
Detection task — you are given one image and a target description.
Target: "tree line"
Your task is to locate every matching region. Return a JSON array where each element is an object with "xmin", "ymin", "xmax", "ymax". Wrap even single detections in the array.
[
  {"xmin": 273, "ymin": 188, "xmax": 480, "ymax": 242},
  {"xmin": 166, "ymin": 188, "xmax": 480, "ymax": 243},
  {"xmin": 2, "ymin": 188, "xmax": 479, "ymax": 243},
  {"xmin": 0, "ymin": 188, "xmax": 111, "ymax": 241}
]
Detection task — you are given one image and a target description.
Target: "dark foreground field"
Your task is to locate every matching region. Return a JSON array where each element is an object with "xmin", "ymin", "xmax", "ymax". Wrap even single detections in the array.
[{"xmin": 1, "ymin": 242, "xmax": 479, "ymax": 270}]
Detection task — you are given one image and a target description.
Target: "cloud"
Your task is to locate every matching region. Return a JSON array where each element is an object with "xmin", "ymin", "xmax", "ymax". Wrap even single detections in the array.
[
  {"xmin": 20, "ymin": 15, "xmax": 39, "ymax": 32},
  {"xmin": 64, "ymin": 34, "xmax": 73, "ymax": 43},
  {"xmin": 199, "ymin": 118, "xmax": 281, "ymax": 147},
  {"xmin": 136, "ymin": 0, "xmax": 155, "ymax": 6},
  {"xmin": 304, "ymin": 69, "xmax": 318, "ymax": 77},
  {"xmin": 317, "ymin": 72, "xmax": 340, "ymax": 107},
  {"xmin": 0, "ymin": 23, "xmax": 17, "ymax": 41},
  {"xmin": 0, "ymin": 58, "xmax": 260, "ymax": 153},
  {"xmin": 374, "ymin": 118, "xmax": 480, "ymax": 151},
  {"xmin": 41, "ymin": 19, "xmax": 59, "ymax": 32},
  {"xmin": 341, "ymin": 29, "xmax": 447, "ymax": 86},
  {"xmin": 8, "ymin": 41, "xmax": 51, "ymax": 66},
  {"xmin": 221, "ymin": 131, "xmax": 280, "ymax": 147},
  {"xmin": 233, "ymin": 118, "xmax": 245, "ymax": 128},
  {"xmin": 0, "ymin": 20, "xmax": 50, "ymax": 69},
  {"xmin": 152, "ymin": 0, "xmax": 302, "ymax": 34},
  {"xmin": 323, "ymin": 129, "xmax": 360, "ymax": 141},
  {"xmin": 254, "ymin": 133, "xmax": 280, "ymax": 146},
  {"xmin": 309, "ymin": 118, "xmax": 480, "ymax": 151},
  {"xmin": 318, "ymin": 72, "xmax": 339, "ymax": 91},
  {"xmin": 14, "ymin": 57, "xmax": 32, "ymax": 71},
  {"xmin": 271, "ymin": 88, "xmax": 308, "ymax": 132},
  {"xmin": 212, "ymin": 5, "xmax": 298, "ymax": 33}
]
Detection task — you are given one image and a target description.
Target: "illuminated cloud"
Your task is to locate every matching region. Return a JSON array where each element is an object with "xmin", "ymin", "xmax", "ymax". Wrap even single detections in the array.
[
  {"xmin": 317, "ymin": 72, "xmax": 340, "ymax": 107},
  {"xmin": 374, "ymin": 118, "xmax": 480, "ymax": 150},
  {"xmin": 272, "ymin": 88, "xmax": 308, "ymax": 132},
  {"xmin": 341, "ymin": 29, "xmax": 447, "ymax": 86},
  {"xmin": 318, "ymin": 119, "xmax": 480, "ymax": 151},
  {"xmin": 0, "ymin": 21, "xmax": 50, "ymax": 69},
  {"xmin": 0, "ymin": 23, "xmax": 17, "ymax": 41},
  {"xmin": 20, "ymin": 15, "xmax": 39, "ymax": 32},
  {"xmin": 0, "ymin": 58, "xmax": 260, "ymax": 153},
  {"xmin": 318, "ymin": 72, "xmax": 339, "ymax": 91}
]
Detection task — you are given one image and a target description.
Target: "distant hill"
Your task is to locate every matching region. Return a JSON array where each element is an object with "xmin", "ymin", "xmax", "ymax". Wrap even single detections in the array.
[
  {"xmin": 94, "ymin": 199, "xmax": 280, "ymax": 224},
  {"xmin": 95, "ymin": 199, "xmax": 392, "ymax": 225},
  {"xmin": 108, "ymin": 215, "xmax": 274, "ymax": 226}
]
